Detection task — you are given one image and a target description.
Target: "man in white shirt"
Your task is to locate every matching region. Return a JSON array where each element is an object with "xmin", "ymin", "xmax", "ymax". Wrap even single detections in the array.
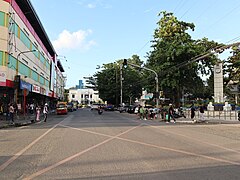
[{"xmin": 43, "ymin": 103, "xmax": 49, "ymax": 122}]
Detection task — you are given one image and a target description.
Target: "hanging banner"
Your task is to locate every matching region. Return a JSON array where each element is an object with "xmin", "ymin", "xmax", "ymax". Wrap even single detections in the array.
[
  {"xmin": 40, "ymin": 87, "xmax": 46, "ymax": 95},
  {"xmin": 32, "ymin": 84, "xmax": 40, "ymax": 93},
  {"xmin": 0, "ymin": 71, "xmax": 6, "ymax": 86},
  {"xmin": 20, "ymin": 80, "xmax": 32, "ymax": 91}
]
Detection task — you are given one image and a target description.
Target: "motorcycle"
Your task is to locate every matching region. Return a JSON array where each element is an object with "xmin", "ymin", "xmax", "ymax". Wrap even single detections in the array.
[
  {"xmin": 173, "ymin": 107, "xmax": 186, "ymax": 118},
  {"xmin": 98, "ymin": 108, "xmax": 103, "ymax": 115}
]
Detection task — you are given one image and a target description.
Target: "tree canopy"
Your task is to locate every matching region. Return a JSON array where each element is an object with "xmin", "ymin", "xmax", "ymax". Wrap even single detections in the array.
[{"xmin": 87, "ymin": 11, "xmax": 238, "ymax": 106}]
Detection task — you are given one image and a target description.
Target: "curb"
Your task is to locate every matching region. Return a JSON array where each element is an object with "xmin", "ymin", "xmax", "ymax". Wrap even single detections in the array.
[
  {"xmin": 0, "ymin": 113, "xmax": 56, "ymax": 129},
  {"xmin": 0, "ymin": 120, "xmax": 34, "ymax": 129}
]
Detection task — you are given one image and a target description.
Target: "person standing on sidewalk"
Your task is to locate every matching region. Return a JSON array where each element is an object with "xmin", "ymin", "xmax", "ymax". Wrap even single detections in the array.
[
  {"xmin": 9, "ymin": 103, "xmax": 14, "ymax": 124},
  {"xmin": 139, "ymin": 106, "xmax": 144, "ymax": 120},
  {"xmin": 199, "ymin": 104, "xmax": 205, "ymax": 122},
  {"xmin": 190, "ymin": 103, "xmax": 195, "ymax": 122},
  {"xmin": 43, "ymin": 103, "xmax": 49, "ymax": 122},
  {"xmin": 167, "ymin": 104, "xmax": 176, "ymax": 123},
  {"xmin": 35, "ymin": 105, "xmax": 41, "ymax": 122}
]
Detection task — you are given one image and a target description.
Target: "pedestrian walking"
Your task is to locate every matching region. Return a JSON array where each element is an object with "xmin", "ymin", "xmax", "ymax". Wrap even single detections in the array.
[
  {"xmin": 144, "ymin": 107, "xmax": 148, "ymax": 120},
  {"xmin": 43, "ymin": 103, "xmax": 49, "ymax": 122},
  {"xmin": 36, "ymin": 105, "xmax": 41, "ymax": 122},
  {"xmin": 9, "ymin": 103, "xmax": 14, "ymax": 124},
  {"xmin": 167, "ymin": 104, "xmax": 176, "ymax": 123},
  {"xmin": 149, "ymin": 108, "xmax": 154, "ymax": 120},
  {"xmin": 139, "ymin": 106, "xmax": 144, "ymax": 120},
  {"xmin": 30, "ymin": 103, "xmax": 34, "ymax": 114},
  {"xmin": 199, "ymin": 104, "xmax": 205, "ymax": 122},
  {"xmin": 190, "ymin": 104, "xmax": 195, "ymax": 121}
]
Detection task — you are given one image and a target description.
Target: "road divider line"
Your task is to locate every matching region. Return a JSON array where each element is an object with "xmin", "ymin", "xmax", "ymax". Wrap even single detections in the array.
[
  {"xmin": 0, "ymin": 116, "xmax": 73, "ymax": 172},
  {"xmin": 115, "ymin": 135, "xmax": 240, "ymax": 166},
  {"xmin": 23, "ymin": 124, "xmax": 142, "ymax": 180},
  {"xmin": 144, "ymin": 123, "xmax": 240, "ymax": 154},
  {"xmin": 59, "ymin": 124, "xmax": 240, "ymax": 166}
]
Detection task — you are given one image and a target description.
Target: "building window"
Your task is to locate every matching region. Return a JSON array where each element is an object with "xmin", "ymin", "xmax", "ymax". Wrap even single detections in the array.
[
  {"xmin": 23, "ymin": 28, "xmax": 29, "ymax": 36},
  {"xmin": 39, "ymin": 75, "xmax": 44, "ymax": 85},
  {"xmin": 19, "ymin": 62, "xmax": 29, "ymax": 77},
  {"xmin": 0, "ymin": 51, "xmax": 3, "ymax": 65},
  {"xmin": 0, "ymin": 11, "xmax": 4, "ymax": 26},
  {"xmin": 32, "ymin": 70, "xmax": 38, "ymax": 82},
  {"xmin": 72, "ymin": 94, "xmax": 75, "ymax": 98},
  {"xmin": 20, "ymin": 30, "xmax": 31, "ymax": 49},
  {"xmin": 90, "ymin": 94, "xmax": 92, "ymax": 98},
  {"xmin": 81, "ymin": 94, "xmax": 83, "ymax": 99}
]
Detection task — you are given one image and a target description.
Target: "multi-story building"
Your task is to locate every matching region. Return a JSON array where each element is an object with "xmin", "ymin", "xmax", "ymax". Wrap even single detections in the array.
[
  {"xmin": 0, "ymin": 0, "xmax": 65, "ymax": 112},
  {"xmin": 68, "ymin": 88, "xmax": 102, "ymax": 105}
]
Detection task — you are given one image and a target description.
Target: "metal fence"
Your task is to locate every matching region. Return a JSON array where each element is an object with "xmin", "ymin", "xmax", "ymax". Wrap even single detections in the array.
[{"xmin": 184, "ymin": 110, "xmax": 239, "ymax": 120}]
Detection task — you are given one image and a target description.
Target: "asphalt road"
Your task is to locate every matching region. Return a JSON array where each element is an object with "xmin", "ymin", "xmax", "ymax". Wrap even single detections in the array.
[{"xmin": 0, "ymin": 108, "xmax": 240, "ymax": 180}]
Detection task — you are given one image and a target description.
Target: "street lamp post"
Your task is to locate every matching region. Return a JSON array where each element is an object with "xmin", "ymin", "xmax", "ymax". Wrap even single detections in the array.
[
  {"xmin": 120, "ymin": 63, "xmax": 123, "ymax": 105},
  {"xmin": 15, "ymin": 50, "xmax": 36, "ymax": 114},
  {"xmin": 123, "ymin": 60, "xmax": 159, "ymax": 107}
]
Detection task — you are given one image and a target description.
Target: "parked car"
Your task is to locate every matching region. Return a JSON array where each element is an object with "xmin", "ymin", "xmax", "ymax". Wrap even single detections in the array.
[
  {"xmin": 127, "ymin": 105, "xmax": 136, "ymax": 114},
  {"xmin": 118, "ymin": 105, "xmax": 129, "ymax": 113},
  {"xmin": 105, "ymin": 104, "xmax": 114, "ymax": 111},
  {"xmin": 56, "ymin": 103, "xmax": 68, "ymax": 115}
]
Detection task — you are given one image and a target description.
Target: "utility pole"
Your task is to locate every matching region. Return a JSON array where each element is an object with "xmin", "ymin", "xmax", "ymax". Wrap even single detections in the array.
[{"xmin": 120, "ymin": 63, "xmax": 123, "ymax": 105}]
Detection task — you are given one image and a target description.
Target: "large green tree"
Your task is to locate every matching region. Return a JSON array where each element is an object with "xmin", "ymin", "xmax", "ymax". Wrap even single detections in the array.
[
  {"xmin": 89, "ymin": 55, "xmax": 144, "ymax": 105},
  {"xmin": 146, "ymin": 11, "xmax": 220, "ymax": 106}
]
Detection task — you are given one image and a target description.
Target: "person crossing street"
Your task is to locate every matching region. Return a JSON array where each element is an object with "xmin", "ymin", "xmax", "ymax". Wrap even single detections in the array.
[{"xmin": 43, "ymin": 103, "xmax": 49, "ymax": 122}]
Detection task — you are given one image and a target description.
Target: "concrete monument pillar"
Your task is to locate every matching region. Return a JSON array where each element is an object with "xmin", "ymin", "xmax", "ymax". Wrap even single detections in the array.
[{"xmin": 214, "ymin": 63, "xmax": 224, "ymax": 103}]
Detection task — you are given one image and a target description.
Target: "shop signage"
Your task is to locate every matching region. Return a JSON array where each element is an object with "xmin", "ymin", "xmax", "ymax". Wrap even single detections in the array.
[
  {"xmin": 20, "ymin": 80, "xmax": 32, "ymax": 91},
  {"xmin": 40, "ymin": 87, "xmax": 46, "ymax": 95},
  {"xmin": 45, "ymin": 89, "xmax": 49, "ymax": 96},
  {"xmin": 0, "ymin": 71, "xmax": 6, "ymax": 86},
  {"xmin": 32, "ymin": 85, "xmax": 40, "ymax": 93},
  {"xmin": 48, "ymin": 91, "xmax": 53, "ymax": 97}
]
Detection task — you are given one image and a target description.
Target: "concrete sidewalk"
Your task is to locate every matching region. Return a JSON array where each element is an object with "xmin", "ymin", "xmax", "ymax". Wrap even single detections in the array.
[
  {"xmin": 0, "ymin": 113, "xmax": 42, "ymax": 129},
  {"xmin": 174, "ymin": 117, "xmax": 240, "ymax": 124}
]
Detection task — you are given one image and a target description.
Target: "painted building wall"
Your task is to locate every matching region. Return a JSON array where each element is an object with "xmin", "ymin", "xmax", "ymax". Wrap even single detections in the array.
[{"xmin": 0, "ymin": 0, "xmax": 65, "ymax": 99}]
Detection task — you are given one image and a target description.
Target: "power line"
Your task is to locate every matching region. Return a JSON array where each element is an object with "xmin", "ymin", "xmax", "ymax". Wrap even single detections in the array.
[
  {"xmin": 198, "ymin": 2, "xmax": 240, "ymax": 37},
  {"xmin": 135, "ymin": 40, "xmax": 151, "ymax": 54},
  {"xmin": 119, "ymin": 40, "xmax": 240, "ymax": 89},
  {"xmin": 193, "ymin": 0, "xmax": 219, "ymax": 22},
  {"xmin": 173, "ymin": 0, "xmax": 188, "ymax": 14},
  {"xmin": 179, "ymin": 0, "xmax": 199, "ymax": 20}
]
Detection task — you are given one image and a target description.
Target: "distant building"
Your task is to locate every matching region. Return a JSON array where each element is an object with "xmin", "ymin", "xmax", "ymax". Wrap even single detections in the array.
[
  {"xmin": 69, "ymin": 88, "xmax": 102, "ymax": 105},
  {"xmin": 75, "ymin": 80, "xmax": 84, "ymax": 89}
]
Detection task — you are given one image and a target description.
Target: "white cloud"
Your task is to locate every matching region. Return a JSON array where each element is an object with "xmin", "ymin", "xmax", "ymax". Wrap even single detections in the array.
[
  {"xmin": 53, "ymin": 29, "xmax": 96, "ymax": 52},
  {"xmin": 76, "ymin": 0, "xmax": 112, "ymax": 9},
  {"xmin": 144, "ymin": 8, "xmax": 153, "ymax": 13},
  {"xmin": 87, "ymin": 3, "xmax": 96, "ymax": 8}
]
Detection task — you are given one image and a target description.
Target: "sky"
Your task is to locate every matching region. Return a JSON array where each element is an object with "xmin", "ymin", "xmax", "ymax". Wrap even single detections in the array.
[{"xmin": 30, "ymin": 0, "xmax": 240, "ymax": 88}]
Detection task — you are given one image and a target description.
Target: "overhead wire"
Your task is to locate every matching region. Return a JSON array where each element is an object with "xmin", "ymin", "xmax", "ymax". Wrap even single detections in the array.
[
  {"xmin": 179, "ymin": 0, "xmax": 199, "ymax": 20},
  {"xmin": 98, "ymin": 2, "xmax": 240, "ymax": 91},
  {"xmin": 118, "ymin": 37, "xmax": 240, "ymax": 89},
  {"xmin": 193, "ymin": 0, "xmax": 219, "ymax": 22},
  {"xmin": 197, "ymin": 2, "xmax": 240, "ymax": 37},
  {"xmin": 96, "ymin": 37, "xmax": 240, "ymax": 96},
  {"xmin": 173, "ymin": 0, "xmax": 188, "ymax": 14}
]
